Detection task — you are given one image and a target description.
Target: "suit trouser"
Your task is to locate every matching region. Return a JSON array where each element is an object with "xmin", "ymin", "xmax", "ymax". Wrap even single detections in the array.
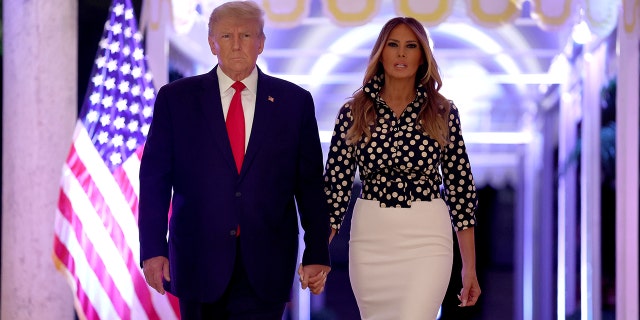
[{"xmin": 178, "ymin": 238, "xmax": 286, "ymax": 320}]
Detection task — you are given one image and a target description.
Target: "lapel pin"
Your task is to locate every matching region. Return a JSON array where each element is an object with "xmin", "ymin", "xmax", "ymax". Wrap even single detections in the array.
[{"xmin": 268, "ymin": 96, "xmax": 274, "ymax": 102}]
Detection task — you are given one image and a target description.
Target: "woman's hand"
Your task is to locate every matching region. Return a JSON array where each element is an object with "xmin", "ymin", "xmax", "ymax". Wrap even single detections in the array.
[
  {"xmin": 329, "ymin": 228, "xmax": 337, "ymax": 244},
  {"xmin": 458, "ymin": 268, "xmax": 481, "ymax": 307},
  {"xmin": 298, "ymin": 264, "xmax": 330, "ymax": 294}
]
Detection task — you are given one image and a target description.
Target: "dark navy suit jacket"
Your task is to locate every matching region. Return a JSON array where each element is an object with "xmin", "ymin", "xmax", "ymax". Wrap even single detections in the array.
[{"xmin": 138, "ymin": 66, "xmax": 330, "ymax": 303}]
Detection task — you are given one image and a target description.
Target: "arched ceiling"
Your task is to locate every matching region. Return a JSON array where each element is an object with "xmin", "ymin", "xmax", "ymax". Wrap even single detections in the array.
[{"xmin": 162, "ymin": 0, "xmax": 588, "ymax": 186}]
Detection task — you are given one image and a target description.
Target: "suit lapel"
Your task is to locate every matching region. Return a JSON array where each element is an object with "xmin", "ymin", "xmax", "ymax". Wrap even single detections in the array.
[
  {"xmin": 197, "ymin": 67, "xmax": 237, "ymax": 174},
  {"xmin": 240, "ymin": 69, "xmax": 272, "ymax": 179}
]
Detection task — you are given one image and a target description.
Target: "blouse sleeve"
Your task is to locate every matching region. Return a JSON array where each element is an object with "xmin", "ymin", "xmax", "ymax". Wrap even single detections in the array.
[
  {"xmin": 323, "ymin": 104, "xmax": 357, "ymax": 231},
  {"xmin": 442, "ymin": 101, "xmax": 478, "ymax": 231}
]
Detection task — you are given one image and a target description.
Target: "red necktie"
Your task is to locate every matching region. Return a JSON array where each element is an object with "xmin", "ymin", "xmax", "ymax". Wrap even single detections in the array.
[{"xmin": 227, "ymin": 81, "xmax": 246, "ymax": 173}]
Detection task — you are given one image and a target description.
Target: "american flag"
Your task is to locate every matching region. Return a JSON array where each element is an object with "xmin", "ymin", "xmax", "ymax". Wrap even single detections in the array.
[{"xmin": 52, "ymin": 0, "xmax": 179, "ymax": 318}]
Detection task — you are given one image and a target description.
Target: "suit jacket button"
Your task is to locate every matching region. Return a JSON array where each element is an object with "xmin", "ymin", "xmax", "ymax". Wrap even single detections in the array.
[
  {"xmin": 230, "ymin": 230, "xmax": 237, "ymax": 236},
  {"xmin": 235, "ymin": 192, "xmax": 242, "ymax": 197}
]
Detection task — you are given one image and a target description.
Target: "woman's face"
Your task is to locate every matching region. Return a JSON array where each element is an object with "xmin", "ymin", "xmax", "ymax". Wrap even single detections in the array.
[{"xmin": 380, "ymin": 24, "xmax": 424, "ymax": 82}]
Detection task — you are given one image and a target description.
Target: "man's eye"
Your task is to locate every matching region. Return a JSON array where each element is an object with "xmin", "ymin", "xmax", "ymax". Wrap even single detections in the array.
[{"xmin": 221, "ymin": 34, "xmax": 230, "ymax": 39}]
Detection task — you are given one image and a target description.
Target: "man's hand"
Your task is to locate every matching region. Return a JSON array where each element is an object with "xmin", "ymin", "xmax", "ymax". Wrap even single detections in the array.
[
  {"xmin": 142, "ymin": 256, "xmax": 170, "ymax": 295},
  {"xmin": 298, "ymin": 264, "xmax": 331, "ymax": 295}
]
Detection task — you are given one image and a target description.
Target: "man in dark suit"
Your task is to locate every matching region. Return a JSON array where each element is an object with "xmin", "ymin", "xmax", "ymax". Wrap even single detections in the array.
[{"xmin": 138, "ymin": 1, "xmax": 331, "ymax": 319}]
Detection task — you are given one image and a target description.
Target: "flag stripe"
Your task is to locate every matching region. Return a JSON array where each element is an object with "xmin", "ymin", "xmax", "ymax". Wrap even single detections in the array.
[
  {"xmin": 65, "ymin": 144, "xmax": 134, "ymax": 286},
  {"xmin": 114, "ymin": 161, "xmax": 178, "ymax": 320},
  {"xmin": 60, "ymin": 168, "xmax": 156, "ymax": 320},
  {"xmin": 66, "ymin": 138, "xmax": 161, "ymax": 320},
  {"xmin": 54, "ymin": 236, "xmax": 102, "ymax": 320},
  {"xmin": 166, "ymin": 293, "xmax": 181, "ymax": 318},
  {"xmin": 72, "ymin": 124, "xmax": 140, "ymax": 251},
  {"xmin": 67, "ymin": 143, "xmax": 130, "ymax": 260},
  {"xmin": 58, "ymin": 188, "xmax": 132, "ymax": 319},
  {"xmin": 115, "ymin": 154, "xmax": 141, "ymax": 219}
]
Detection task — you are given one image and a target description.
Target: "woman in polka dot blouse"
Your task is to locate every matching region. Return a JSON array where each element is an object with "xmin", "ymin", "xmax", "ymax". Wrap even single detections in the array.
[{"xmin": 323, "ymin": 17, "xmax": 481, "ymax": 319}]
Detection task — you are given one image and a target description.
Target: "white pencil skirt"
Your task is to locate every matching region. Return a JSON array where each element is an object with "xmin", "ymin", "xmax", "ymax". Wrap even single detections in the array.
[{"xmin": 348, "ymin": 198, "xmax": 454, "ymax": 320}]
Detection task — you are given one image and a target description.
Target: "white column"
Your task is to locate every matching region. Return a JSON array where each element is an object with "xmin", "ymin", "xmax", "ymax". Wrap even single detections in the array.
[
  {"xmin": 615, "ymin": 11, "xmax": 639, "ymax": 320},
  {"xmin": 538, "ymin": 109, "xmax": 557, "ymax": 320},
  {"xmin": 581, "ymin": 44, "xmax": 606, "ymax": 320},
  {"xmin": 516, "ymin": 133, "xmax": 542, "ymax": 320},
  {"xmin": 1, "ymin": 0, "xmax": 77, "ymax": 319},
  {"xmin": 558, "ymin": 85, "xmax": 580, "ymax": 319},
  {"xmin": 141, "ymin": 0, "xmax": 170, "ymax": 88}
]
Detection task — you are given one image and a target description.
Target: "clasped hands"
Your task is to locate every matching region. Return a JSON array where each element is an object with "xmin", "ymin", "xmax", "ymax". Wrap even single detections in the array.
[
  {"xmin": 297, "ymin": 229, "xmax": 336, "ymax": 294},
  {"xmin": 298, "ymin": 264, "xmax": 331, "ymax": 295},
  {"xmin": 143, "ymin": 256, "xmax": 331, "ymax": 296}
]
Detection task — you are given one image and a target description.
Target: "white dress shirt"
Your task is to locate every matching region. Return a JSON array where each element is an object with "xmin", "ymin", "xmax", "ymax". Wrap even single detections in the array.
[{"xmin": 217, "ymin": 67, "xmax": 258, "ymax": 152}]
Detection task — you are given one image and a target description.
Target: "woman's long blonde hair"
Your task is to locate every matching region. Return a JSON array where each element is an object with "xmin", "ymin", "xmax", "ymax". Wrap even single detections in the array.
[{"xmin": 345, "ymin": 17, "xmax": 450, "ymax": 148}]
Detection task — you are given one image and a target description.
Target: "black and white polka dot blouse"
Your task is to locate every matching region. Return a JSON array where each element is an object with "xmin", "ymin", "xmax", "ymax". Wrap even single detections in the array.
[{"xmin": 324, "ymin": 75, "xmax": 477, "ymax": 232}]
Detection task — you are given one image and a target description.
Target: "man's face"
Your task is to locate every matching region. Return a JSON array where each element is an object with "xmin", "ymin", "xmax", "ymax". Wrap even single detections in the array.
[{"xmin": 208, "ymin": 17, "xmax": 265, "ymax": 80}]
